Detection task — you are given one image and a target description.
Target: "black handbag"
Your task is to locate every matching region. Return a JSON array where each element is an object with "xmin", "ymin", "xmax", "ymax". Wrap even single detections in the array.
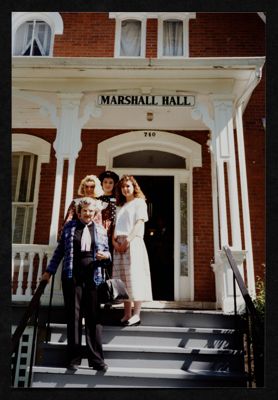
[{"xmin": 98, "ymin": 270, "xmax": 129, "ymax": 304}]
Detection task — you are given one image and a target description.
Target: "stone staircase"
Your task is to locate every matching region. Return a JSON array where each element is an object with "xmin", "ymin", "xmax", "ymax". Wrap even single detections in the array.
[{"xmin": 30, "ymin": 307, "xmax": 247, "ymax": 388}]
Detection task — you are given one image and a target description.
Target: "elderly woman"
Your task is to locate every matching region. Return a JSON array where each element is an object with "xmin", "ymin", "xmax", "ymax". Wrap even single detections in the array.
[
  {"xmin": 42, "ymin": 197, "xmax": 110, "ymax": 371},
  {"xmin": 62, "ymin": 175, "xmax": 104, "ymax": 229}
]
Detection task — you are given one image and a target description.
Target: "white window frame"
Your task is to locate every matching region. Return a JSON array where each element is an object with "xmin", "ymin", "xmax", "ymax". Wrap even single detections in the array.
[
  {"xmin": 12, "ymin": 12, "xmax": 64, "ymax": 57},
  {"xmin": 15, "ymin": 20, "xmax": 52, "ymax": 56},
  {"xmin": 12, "ymin": 134, "xmax": 51, "ymax": 243},
  {"xmin": 157, "ymin": 12, "xmax": 196, "ymax": 59},
  {"xmin": 12, "ymin": 152, "xmax": 38, "ymax": 243},
  {"xmin": 109, "ymin": 12, "xmax": 147, "ymax": 58}
]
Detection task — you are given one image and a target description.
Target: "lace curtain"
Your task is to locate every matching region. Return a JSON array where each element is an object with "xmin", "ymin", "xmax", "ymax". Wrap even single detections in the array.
[
  {"xmin": 120, "ymin": 20, "xmax": 141, "ymax": 56},
  {"xmin": 163, "ymin": 20, "xmax": 183, "ymax": 56},
  {"xmin": 14, "ymin": 21, "xmax": 51, "ymax": 56}
]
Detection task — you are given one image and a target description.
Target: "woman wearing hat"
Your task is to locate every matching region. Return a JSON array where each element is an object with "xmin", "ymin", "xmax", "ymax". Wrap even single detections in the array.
[
  {"xmin": 98, "ymin": 171, "xmax": 119, "ymax": 275},
  {"xmin": 98, "ymin": 170, "xmax": 119, "ymax": 240}
]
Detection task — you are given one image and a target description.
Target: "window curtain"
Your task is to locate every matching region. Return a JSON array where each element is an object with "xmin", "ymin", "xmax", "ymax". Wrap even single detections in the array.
[
  {"xmin": 12, "ymin": 153, "xmax": 37, "ymax": 243},
  {"xmin": 14, "ymin": 21, "xmax": 51, "ymax": 56},
  {"xmin": 120, "ymin": 20, "xmax": 141, "ymax": 56},
  {"xmin": 163, "ymin": 20, "xmax": 183, "ymax": 56}
]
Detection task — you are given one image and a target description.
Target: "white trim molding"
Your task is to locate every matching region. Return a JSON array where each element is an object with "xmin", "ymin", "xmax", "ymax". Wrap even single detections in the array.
[
  {"xmin": 257, "ymin": 12, "xmax": 266, "ymax": 23},
  {"xmin": 12, "ymin": 12, "xmax": 64, "ymax": 56},
  {"xmin": 97, "ymin": 130, "xmax": 202, "ymax": 168},
  {"xmin": 12, "ymin": 133, "xmax": 51, "ymax": 162}
]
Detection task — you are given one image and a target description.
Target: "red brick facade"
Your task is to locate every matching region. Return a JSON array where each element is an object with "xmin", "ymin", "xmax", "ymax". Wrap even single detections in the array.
[{"xmin": 52, "ymin": 13, "xmax": 265, "ymax": 58}]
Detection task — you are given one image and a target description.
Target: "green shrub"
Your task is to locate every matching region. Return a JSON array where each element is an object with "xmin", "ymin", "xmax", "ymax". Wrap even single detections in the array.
[{"xmin": 253, "ymin": 276, "xmax": 265, "ymax": 319}]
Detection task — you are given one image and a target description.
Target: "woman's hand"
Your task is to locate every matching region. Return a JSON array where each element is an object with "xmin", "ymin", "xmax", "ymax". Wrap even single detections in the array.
[
  {"xmin": 41, "ymin": 271, "xmax": 51, "ymax": 282},
  {"xmin": 96, "ymin": 251, "xmax": 109, "ymax": 260},
  {"xmin": 116, "ymin": 239, "xmax": 129, "ymax": 253},
  {"xmin": 113, "ymin": 236, "xmax": 129, "ymax": 253}
]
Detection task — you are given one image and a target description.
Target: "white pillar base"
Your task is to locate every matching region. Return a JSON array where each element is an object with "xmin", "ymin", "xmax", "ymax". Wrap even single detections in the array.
[{"xmin": 212, "ymin": 249, "xmax": 247, "ymax": 314}]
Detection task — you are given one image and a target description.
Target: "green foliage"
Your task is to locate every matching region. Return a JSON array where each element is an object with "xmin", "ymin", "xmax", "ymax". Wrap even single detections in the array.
[{"xmin": 253, "ymin": 276, "xmax": 265, "ymax": 318}]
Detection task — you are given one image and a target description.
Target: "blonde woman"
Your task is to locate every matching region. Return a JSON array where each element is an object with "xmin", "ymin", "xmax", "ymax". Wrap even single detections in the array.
[
  {"xmin": 62, "ymin": 175, "xmax": 104, "ymax": 229},
  {"xmin": 112, "ymin": 175, "xmax": 153, "ymax": 326}
]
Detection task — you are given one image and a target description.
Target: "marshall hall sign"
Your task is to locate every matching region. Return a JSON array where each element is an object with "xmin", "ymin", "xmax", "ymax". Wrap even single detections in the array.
[{"xmin": 98, "ymin": 95, "xmax": 195, "ymax": 107}]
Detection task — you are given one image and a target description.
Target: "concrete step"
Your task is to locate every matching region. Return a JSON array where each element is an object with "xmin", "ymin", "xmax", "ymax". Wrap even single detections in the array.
[
  {"xmin": 48, "ymin": 323, "xmax": 240, "ymax": 350},
  {"xmin": 37, "ymin": 340, "xmax": 244, "ymax": 373},
  {"xmin": 33, "ymin": 308, "xmax": 246, "ymax": 388},
  {"xmin": 31, "ymin": 365, "xmax": 247, "ymax": 388},
  {"xmin": 39, "ymin": 306, "xmax": 242, "ymax": 329},
  {"xmin": 104, "ymin": 309, "xmax": 241, "ymax": 329}
]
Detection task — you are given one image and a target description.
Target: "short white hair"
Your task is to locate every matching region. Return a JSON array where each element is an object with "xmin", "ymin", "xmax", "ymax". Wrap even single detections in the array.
[{"xmin": 77, "ymin": 197, "xmax": 104, "ymax": 213}]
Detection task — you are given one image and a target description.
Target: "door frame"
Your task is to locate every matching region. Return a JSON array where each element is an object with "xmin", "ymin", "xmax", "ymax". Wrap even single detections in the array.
[
  {"xmin": 97, "ymin": 130, "xmax": 202, "ymax": 301},
  {"xmin": 112, "ymin": 167, "xmax": 193, "ymax": 301}
]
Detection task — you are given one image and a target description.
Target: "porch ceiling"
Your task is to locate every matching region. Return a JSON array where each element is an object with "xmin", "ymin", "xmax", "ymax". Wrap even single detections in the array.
[{"xmin": 12, "ymin": 56, "xmax": 265, "ymax": 130}]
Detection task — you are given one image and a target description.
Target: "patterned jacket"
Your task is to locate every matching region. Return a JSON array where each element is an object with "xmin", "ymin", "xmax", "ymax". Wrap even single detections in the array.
[{"xmin": 46, "ymin": 219, "xmax": 111, "ymax": 279}]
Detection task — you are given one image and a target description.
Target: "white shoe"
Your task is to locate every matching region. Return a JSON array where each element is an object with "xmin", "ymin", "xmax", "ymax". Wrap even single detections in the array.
[{"xmin": 124, "ymin": 315, "xmax": 141, "ymax": 326}]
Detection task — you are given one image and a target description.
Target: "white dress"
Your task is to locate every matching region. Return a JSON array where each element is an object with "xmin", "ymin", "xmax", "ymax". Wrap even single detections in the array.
[{"xmin": 113, "ymin": 198, "xmax": 153, "ymax": 301}]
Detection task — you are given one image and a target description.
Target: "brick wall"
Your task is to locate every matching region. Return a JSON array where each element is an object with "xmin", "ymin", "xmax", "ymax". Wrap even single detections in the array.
[
  {"xmin": 190, "ymin": 13, "xmax": 265, "ymax": 57},
  {"xmin": 54, "ymin": 13, "xmax": 115, "ymax": 57},
  {"xmin": 53, "ymin": 12, "xmax": 265, "ymax": 58}
]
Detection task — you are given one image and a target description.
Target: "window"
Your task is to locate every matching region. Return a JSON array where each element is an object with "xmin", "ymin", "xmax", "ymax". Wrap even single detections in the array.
[
  {"xmin": 14, "ymin": 20, "xmax": 52, "ymax": 56},
  {"xmin": 113, "ymin": 150, "xmax": 186, "ymax": 168},
  {"xmin": 12, "ymin": 12, "xmax": 63, "ymax": 57},
  {"xmin": 12, "ymin": 152, "xmax": 38, "ymax": 243},
  {"xmin": 120, "ymin": 20, "xmax": 142, "ymax": 56},
  {"xmin": 157, "ymin": 13, "xmax": 196, "ymax": 58},
  {"xmin": 163, "ymin": 20, "xmax": 184, "ymax": 56},
  {"xmin": 110, "ymin": 13, "xmax": 147, "ymax": 57},
  {"xmin": 12, "ymin": 134, "xmax": 51, "ymax": 244}
]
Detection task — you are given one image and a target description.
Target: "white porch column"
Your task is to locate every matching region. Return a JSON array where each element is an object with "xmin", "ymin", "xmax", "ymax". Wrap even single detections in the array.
[
  {"xmin": 235, "ymin": 104, "xmax": 256, "ymax": 297},
  {"xmin": 49, "ymin": 156, "xmax": 64, "ymax": 246},
  {"xmin": 212, "ymin": 98, "xmax": 242, "ymax": 248},
  {"xmin": 49, "ymin": 93, "xmax": 83, "ymax": 246},
  {"xmin": 211, "ymin": 98, "xmax": 245, "ymax": 313},
  {"xmin": 48, "ymin": 94, "xmax": 101, "ymax": 304},
  {"xmin": 49, "ymin": 93, "xmax": 102, "ymax": 244}
]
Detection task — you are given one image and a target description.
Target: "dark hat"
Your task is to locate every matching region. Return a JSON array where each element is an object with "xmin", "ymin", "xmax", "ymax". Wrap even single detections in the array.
[{"xmin": 98, "ymin": 170, "xmax": 119, "ymax": 184}]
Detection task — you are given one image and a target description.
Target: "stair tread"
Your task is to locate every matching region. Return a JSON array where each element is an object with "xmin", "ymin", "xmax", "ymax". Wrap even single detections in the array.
[
  {"xmin": 32, "ymin": 365, "xmax": 247, "ymax": 380},
  {"xmin": 49, "ymin": 323, "xmax": 236, "ymax": 334},
  {"xmin": 43, "ymin": 341, "xmax": 243, "ymax": 354}
]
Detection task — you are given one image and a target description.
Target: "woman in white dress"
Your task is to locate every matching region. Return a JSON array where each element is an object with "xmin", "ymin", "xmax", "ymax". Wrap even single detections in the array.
[{"xmin": 112, "ymin": 175, "xmax": 153, "ymax": 326}]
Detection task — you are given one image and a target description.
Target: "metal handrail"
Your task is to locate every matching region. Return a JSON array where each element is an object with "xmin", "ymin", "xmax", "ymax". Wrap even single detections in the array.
[
  {"xmin": 12, "ymin": 279, "xmax": 47, "ymax": 355},
  {"xmin": 223, "ymin": 245, "xmax": 264, "ymax": 387},
  {"xmin": 223, "ymin": 246, "xmax": 257, "ymax": 317}
]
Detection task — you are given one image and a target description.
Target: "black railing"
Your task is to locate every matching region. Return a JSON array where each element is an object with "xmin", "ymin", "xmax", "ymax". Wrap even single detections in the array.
[
  {"xmin": 223, "ymin": 246, "xmax": 264, "ymax": 387},
  {"xmin": 12, "ymin": 277, "xmax": 54, "ymax": 387},
  {"xmin": 12, "ymin": 280, "xmax": 47, "ymax": 355}
]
